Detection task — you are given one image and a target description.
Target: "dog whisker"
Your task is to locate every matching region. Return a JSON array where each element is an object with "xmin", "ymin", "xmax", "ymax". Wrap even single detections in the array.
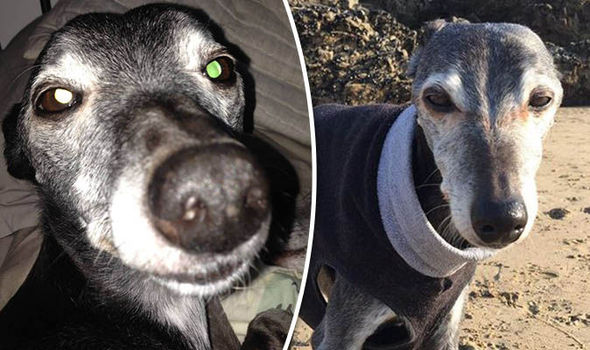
[
  {"xmin": 415, "ymin": 183, "xmax": 441, "ymax": 190},
  {"xmin": 106, "ymin": 252, "xmax": 117, "ymax": 267},
  {"xmin": 425, "ymin": 204, "xmax": 450, "ymax": 216},
  {"xmin": 277, "ymin": 191, "xmax": 297, "ymax": 199},
  {"xmin": 420, "ymin": 168, "xmax": 441, "ymax": 186},
  {"xmin": 9, "ymin": 64, "xmax": 42, "ymax": 89},
  {"xmin": 45, "ymin": 233, "xmax": 88, "ymax": 270},
  {"xmin": 93, "ymin": 248, "xmax": 105, "ymax": 266},
  {"xmin": 441, "ymin": 220, "xmax": 454, "ymax": 240},
  {"xmin": 436, "ymin": 215, "xmax": 453, "ymax": 234}
]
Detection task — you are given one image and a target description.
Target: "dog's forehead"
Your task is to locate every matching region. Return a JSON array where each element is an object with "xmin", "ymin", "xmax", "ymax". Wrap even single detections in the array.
[
  {"xmin": 32, "ymin": 9, "xmax": 224, "ymax": 88},
  {"xmin": 416, "ymin": 23, "xmax": 557, "ymax": 88}
]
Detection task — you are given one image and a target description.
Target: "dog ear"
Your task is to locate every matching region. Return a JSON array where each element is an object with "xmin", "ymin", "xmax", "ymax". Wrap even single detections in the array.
[
  {"xmin": 423, "ymin": 19, "xmax": 449, "ymax": 39},
  {"xmin": 406, "ymin": 19, "xmax": 449, "ymax": 78},
  {"xmin": 3, "ymin": 104, "xmax": 36, "ymax": 181}
]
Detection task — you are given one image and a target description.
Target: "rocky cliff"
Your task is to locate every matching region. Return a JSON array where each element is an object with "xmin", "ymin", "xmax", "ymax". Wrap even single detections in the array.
[{"xmin": 291, "ymin": 0, "xmax": 590, "ymax": 106}]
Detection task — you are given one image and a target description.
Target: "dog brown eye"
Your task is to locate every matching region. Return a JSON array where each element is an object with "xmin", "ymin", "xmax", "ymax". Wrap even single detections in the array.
[
  {"xmin": 204, "ymin": 56, "xmax": 234, "ymax": 82},
  {"xmin": 36, "ymin": 88, "xmax": 79, "ymax": 114},
  {"xmin": 529, "ymin": 92, "xmax": 552, "ymax": 109},
  {"xmin": 424, "ymin": 90, "xmax": 454, "ymax": 112}
]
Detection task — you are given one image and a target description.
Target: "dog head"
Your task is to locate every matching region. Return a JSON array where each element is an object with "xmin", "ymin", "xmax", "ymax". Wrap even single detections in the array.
[
  {"xmin": 3, "ymin": 5, "xmax": 270, "ymax": 296},
  {"xmin": 408, "ymin": 21, "xmax": 562, "ymax": 249}
]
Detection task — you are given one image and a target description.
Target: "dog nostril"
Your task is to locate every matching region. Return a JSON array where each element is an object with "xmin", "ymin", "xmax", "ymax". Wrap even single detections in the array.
[
  {"xmin": 480, "ymin": 224, "xmax": 495, "ymax": 234},
  {"xmin": 182, "ymin": 196, "xmax": 207, "ymax": 222}
]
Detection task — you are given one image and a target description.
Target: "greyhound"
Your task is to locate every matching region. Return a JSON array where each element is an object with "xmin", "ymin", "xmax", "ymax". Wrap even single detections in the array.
[
  {"xmin": 300, "ymin": 20, "xmax": 562, "ymax": 349},
  {"xmin": 0, "ymin": 4, "xmax": 291, "ymax": 349}
]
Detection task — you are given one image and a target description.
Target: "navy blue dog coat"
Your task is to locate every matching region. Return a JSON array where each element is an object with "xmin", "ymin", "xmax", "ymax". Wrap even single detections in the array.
[{"xmin": 300, "ymin": 104, "xmax": 494, "ymax": 349}]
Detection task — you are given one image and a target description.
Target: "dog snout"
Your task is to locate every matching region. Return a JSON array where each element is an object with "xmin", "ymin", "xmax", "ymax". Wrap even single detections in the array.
[
  {"xmin": 470, "ymin": 198, "xmax": 527, "ymax": 247},
  {"xmin": 147, "ymin": 144, "xmax": 269, "ymax": 253}
]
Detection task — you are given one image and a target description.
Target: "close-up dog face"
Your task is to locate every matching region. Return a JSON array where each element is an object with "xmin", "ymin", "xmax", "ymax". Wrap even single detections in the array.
[
  {"xmin": 3, "ymin": 5, "xmax": 270, "ymax": 296},
  {"xmin": 409, "ymin": 22, "xmax": 563, "ymax": 249}
]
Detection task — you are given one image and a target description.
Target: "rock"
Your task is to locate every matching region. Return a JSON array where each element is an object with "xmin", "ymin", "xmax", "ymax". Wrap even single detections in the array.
[
  {"xmin": 546, "ymin": 207, "xmax": 569, "ymax": 219},
  {"xmin": 480, "ymin": 289, "xmax": 494, "ymax": 298},
  {"xmin": 291, "ymin": 0, "xmax": 590, "ymax": 106},
  {"xmin": 541, "ymin": 270, "xmax": 560, "ymax": 278},
  {"xmin": 347, "ymin": 0, "xmax": 359, "ymax": 8},
  {"xmin": 499, "ymin": 291, "xmax": 519, "ymax": 307},
  {"xmin": 291, "ymin": 0, "xmax": 418, "ymax": 105},
  {"xmin": 547, "ymin": 42, "xmax": 590, "ymax": 105},
  {"xmin": 528, "ymin": 301, "xmax": 540, "ymax": 315}
]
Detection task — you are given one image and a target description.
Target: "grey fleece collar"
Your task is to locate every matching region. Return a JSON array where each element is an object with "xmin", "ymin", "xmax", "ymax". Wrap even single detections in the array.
[{"xmin": 377, "ymin": 105, "xmax": 496, "ymax": 278}]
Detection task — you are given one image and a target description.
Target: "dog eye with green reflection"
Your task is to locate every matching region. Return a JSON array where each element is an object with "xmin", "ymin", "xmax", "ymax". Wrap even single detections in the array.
[
  {"xmin": 36, "ymin": 88, "xmax": 79, "ymax": 114},
  {"xmin": 205, "ymin": 56, "xmax": 234, "ymax": 82}
]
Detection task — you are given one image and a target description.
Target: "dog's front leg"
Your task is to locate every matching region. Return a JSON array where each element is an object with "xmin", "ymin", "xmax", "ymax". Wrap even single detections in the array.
[
  {"xmin": 312, "ymin": 274, "xmax": 395, "ymax": 350},
  {"xmin": 423, "ymin": 286, "xmax": 469, "ymax": 350}
]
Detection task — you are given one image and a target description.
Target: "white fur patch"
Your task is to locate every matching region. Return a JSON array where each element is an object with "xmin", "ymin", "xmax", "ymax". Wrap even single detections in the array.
[
  {"xmin": 151, "ymin": 258, "xmax": 251, "ymax": 296},
  {"xmin": 156, "ymin": 297, "xmax": 210, "ymax": 349},
  {"xmin": 34, "ymin": 53, "xmax": 99, "ymax": 90},
  {"xmin": 421, "ymin": 69, "xmax": 468, "ymax": 111},
  {"xmin": 518, "ymin": 69, "xmax": 563, "ymax": 106},
  {"xmin": 177, "ymin": 28, "xmax": 219, "ymax": 73},
  {"xmin": 449, "ymin": 287, "xmax": 467, "ymax": 329},
  {"xmin": 73, "ymin": 173, "xmax": 94, "ymax": 200}
]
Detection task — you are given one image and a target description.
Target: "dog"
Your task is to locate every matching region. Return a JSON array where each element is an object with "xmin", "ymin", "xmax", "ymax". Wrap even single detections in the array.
[
  {"xmin": 300, "ymin": 20, "xmax": 562, "ymax": 349},
  {"xmin": 0, "ymin": 4, "xmax": 293, "ymax": 349}
]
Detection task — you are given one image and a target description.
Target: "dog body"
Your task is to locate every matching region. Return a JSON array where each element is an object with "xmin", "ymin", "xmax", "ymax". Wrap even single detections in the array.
[
  {"xmin": 301, "ymin": 21, "xmax": 562, "ymax": 349},
  {"xmin": 0, "ymin": 5, "xmax": 287, "ymax": 349}
]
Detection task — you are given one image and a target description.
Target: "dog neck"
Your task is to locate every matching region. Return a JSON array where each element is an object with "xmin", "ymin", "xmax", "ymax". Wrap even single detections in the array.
[
  {"xmin": 90, "ymin": 254, "xmax": 212, "ymax": 350},
  {"xmin": 143, "ymin": 292, "xmax": 211, "ymax": 350}
]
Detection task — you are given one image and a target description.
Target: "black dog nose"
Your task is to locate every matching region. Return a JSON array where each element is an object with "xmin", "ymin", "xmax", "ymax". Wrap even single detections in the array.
[
  {"xmin": 148, "ymin": 144, "xmax": 269, "ymax": 253},
  {"xmin": 471, "ymin": 198, "xmax": 527, "ymax": 246}
]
